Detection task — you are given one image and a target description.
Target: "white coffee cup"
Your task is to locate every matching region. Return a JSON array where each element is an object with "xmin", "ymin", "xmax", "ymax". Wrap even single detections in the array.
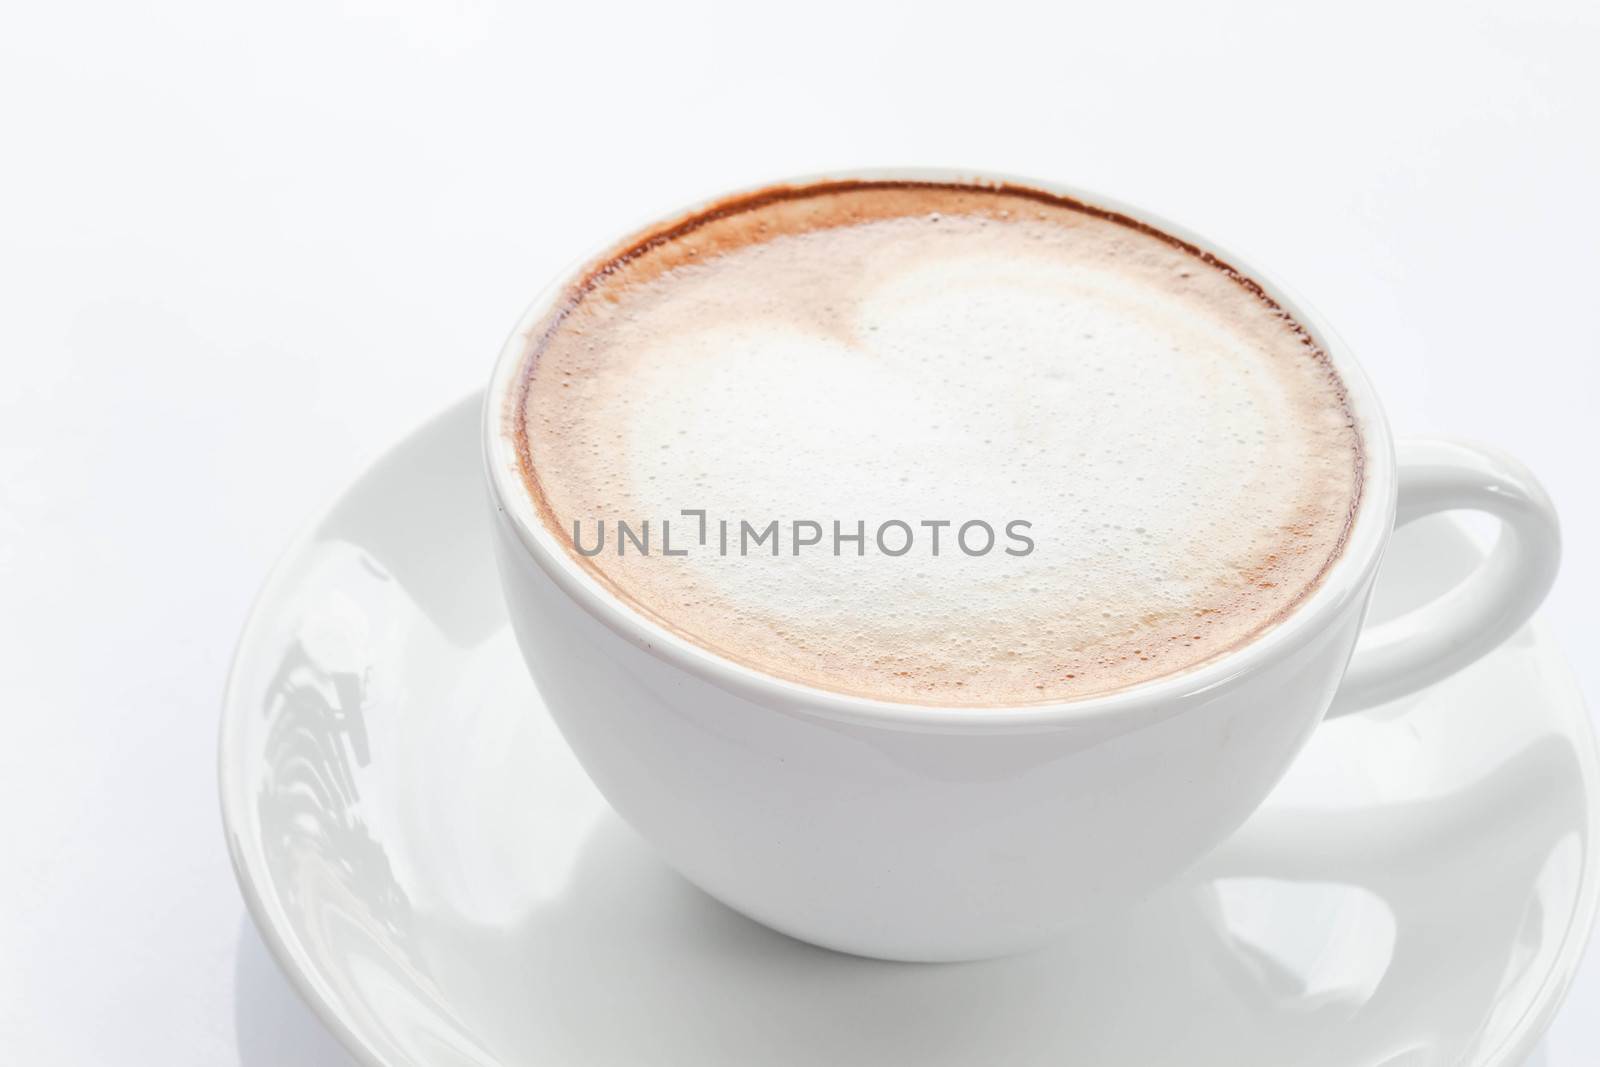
[{"xmin": 482, "ymin": 169, "xmax": 1561, "ymax": 962}]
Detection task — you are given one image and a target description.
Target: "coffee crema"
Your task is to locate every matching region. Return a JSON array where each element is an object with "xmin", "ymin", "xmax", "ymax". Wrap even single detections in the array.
[{"xmin": 508, "ymin": 180, "xmax": 1363, "ymax": 706}]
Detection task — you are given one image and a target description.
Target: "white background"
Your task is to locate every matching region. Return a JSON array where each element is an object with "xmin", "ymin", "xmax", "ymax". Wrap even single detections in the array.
[{"xmin": 2, "ymin": 1, "xmax": 1596, "ymax": 1063}]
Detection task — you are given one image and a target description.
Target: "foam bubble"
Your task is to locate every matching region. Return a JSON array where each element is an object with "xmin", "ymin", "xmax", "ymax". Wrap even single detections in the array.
[{"xmin": 513, "ymin": 183, "xmax": 1361, "ymax": 706}]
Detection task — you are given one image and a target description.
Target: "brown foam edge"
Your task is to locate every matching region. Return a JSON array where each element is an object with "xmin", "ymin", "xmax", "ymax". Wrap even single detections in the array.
[{"xmin": 504, "ymin": 177, "xmax": 1367, "ymax": 706}]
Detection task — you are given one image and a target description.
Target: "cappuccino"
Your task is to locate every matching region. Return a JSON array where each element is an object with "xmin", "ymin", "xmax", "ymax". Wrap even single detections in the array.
[{"xmin": 507, "ymin": 180, "xmax": 1362, "ymax": 706}]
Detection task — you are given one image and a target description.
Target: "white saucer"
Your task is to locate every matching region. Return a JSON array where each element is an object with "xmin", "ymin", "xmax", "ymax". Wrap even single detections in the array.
[{"xmin": 221, "ymin": 393, "xmax": 1599, "ymax": 1067}]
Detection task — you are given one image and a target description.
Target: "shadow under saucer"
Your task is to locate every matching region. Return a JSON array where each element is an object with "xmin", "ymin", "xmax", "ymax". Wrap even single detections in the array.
[{"xmin": 234, "ymin": 917, "xmax": 357, "ymax": 1067}]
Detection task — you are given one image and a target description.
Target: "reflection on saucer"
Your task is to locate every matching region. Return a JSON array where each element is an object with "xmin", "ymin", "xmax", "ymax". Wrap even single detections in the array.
[{"xmin": 256, "ymin": 628, "xmax": 495, "ymax": 1065}]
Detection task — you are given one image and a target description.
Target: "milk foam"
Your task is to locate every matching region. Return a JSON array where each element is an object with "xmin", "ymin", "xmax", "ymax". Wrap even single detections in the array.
[{"xmin": 512, "ymin": 183, "xmax": 1362, "ymax": 706}]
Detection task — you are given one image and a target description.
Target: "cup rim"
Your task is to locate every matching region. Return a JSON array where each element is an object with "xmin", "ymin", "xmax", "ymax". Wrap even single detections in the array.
[{"xmin": 482, "ymin": 167, "xmax": 1398, "ymax": 731}]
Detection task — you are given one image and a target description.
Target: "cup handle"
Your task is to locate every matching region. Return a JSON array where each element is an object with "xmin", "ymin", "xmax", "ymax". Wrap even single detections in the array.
[{"xmin": 1325, "ymin": 437, "xmax": 1561, "ymax": 718}]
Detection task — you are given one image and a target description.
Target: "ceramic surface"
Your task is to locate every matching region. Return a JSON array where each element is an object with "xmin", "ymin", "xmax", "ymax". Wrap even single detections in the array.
[
  {"xmin": 482, "ymin": 170, "xmax": 1560, "ymax": 961},
  {"xmin": 221, "ymin": 394, "xmax": 1597, "ymax": 1066}
]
